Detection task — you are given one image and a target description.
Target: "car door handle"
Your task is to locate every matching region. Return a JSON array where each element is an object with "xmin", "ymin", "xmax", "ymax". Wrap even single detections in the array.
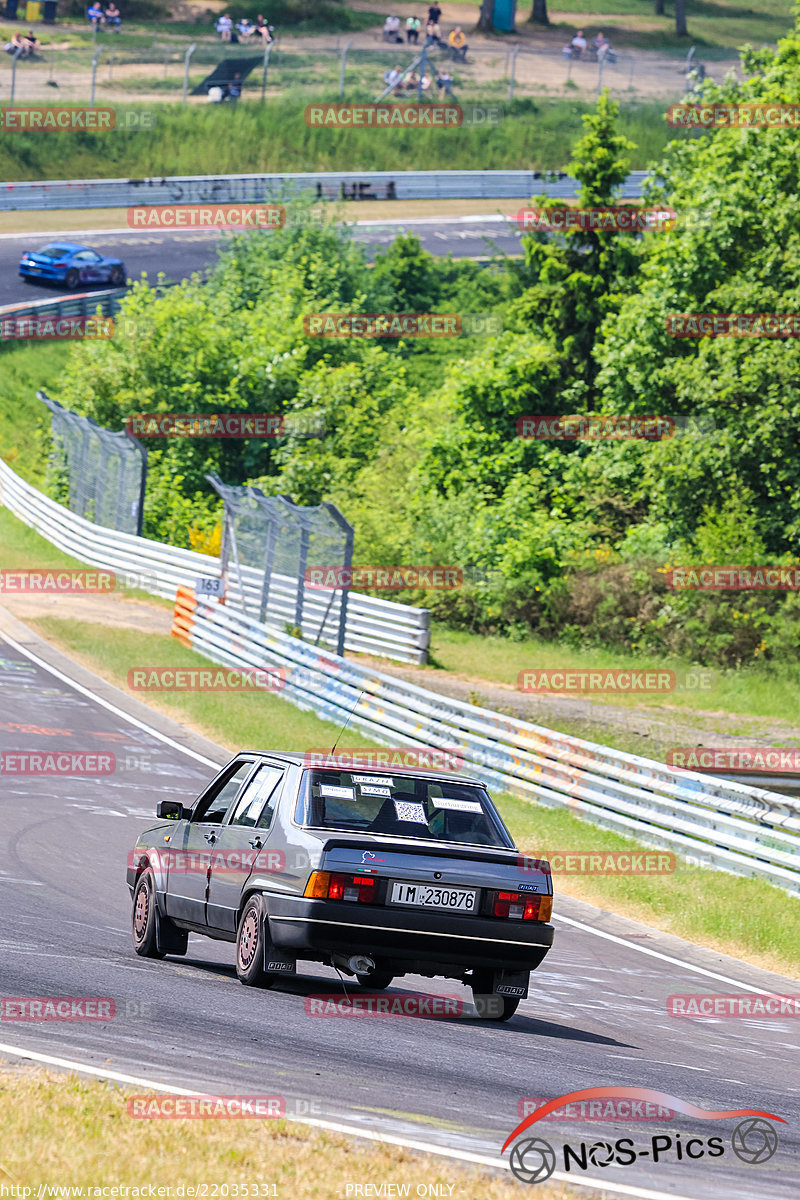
[
  {"xmin": 249, "ymin": 836, "xmax": 263, "ymax": 849},
  {"xmin": 204, "ymin": 831, "xmax": 217, "ymax": 844}
]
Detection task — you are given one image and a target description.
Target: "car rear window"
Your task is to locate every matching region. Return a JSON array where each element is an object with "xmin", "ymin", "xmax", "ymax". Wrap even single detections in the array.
[
  {"xmin": 298, "ymin": 771, "xmax": 512, "ymax": 848},
  {"xmin": 36, "ymin": 245, "xmax": 72, "ymax": 258}
]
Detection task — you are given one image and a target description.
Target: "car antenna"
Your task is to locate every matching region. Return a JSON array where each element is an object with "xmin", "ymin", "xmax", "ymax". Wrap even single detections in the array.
[{"xmin": 328, "ymin": 689, "xmax": 365, "ymax": 761}]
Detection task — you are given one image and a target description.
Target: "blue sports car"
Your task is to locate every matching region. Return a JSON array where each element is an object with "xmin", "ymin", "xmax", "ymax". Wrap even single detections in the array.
[{"xmin": 19, "ymin": 242, "xmax": 127, "ymax": 290}]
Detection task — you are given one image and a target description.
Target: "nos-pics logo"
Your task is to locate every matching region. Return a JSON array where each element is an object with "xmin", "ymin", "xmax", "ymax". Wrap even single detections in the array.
[{"xmin": 502, "ymin": 1087, "xmax": 783, "ymax": 1185}]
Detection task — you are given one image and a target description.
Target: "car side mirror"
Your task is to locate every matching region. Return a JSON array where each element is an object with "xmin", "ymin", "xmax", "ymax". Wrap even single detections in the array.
[{"xmin": 157, "ymin": 800, "xmax": 187, "ymax": 820}]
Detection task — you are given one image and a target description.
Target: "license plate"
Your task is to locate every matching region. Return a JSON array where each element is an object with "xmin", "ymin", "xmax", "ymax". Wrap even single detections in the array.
[{"xmin": 389, "ymin": 881, "xmax": 477, "ymax": 911}]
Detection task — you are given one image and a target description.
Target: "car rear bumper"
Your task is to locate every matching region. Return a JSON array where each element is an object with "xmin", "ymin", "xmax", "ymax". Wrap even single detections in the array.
[
  {"xmin": 19, "ymin": 266, "xmax": 65, "ymax": 280},
  {"xmin": 266, "ymin": 894, "xmax": 554, "ymax": 971}
]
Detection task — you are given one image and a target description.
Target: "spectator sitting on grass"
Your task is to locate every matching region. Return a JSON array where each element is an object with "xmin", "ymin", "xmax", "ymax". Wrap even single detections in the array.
[
  {"xmin": 22, "ymin": 29, "xmax": 40, "ymax": 56},
  {"xmin": 237, "ymin": 17, "xmax": 254, "ymax": 40},
  {"xmin": 424, "ymin": 18, "xmax": 443, "ymax": 46},
  {"xmin": 435, "ymin": 68, "xmax": 454, "ymax": 97},
  {"xmin": 383, "ymin": 64, "xmax": 402, "ymax": 92},
  {"xmin": 448, "ymin": 25, "xmax": 467, "ymax": 61},
  {"xmin": 406, "ymin": 14, "xmax": 421, "ymax": 43},
  {"xmin": 5, "ymin": 31, "xmax": 26, "ymax": 56},
  {"xmin": 227, "ymin": 71, "xmax": 242, "ymax": 102},
  {"xmin": 104, "ymin": 2, "xmax": 121, "ymax": 29},
  {"xmin": 87, "ymin": 2, "xmax": 105, "ymax": 27},
  {"xmin": 406, "ymin": 69, "xmax": 431, "ymax": 92},
  {"xmin": 570, "ymin": 29, "xmax": 587, "ymax": 57},
  {"xmin": 256, "ymin": 14, "xmax": 273, "ymax": 42},
  {"xmin": 216, "ymin": 13, "xmax": 233, "ymax": 41},
  {"xmin": 383, "ymin": 14, "xmax": 402, "ymax": 42}
]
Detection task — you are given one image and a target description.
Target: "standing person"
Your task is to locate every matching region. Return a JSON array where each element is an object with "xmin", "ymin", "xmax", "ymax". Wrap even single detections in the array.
[
  {"xmin": 406, "ymin": 14, "xmax": 421, "ymax": 44},
  {"xmin": 428, "ymin": 3, "xmax": 441, "ymax": 23}
]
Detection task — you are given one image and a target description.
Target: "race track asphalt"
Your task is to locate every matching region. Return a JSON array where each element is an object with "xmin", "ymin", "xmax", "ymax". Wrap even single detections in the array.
[{"xmin": 0, "ymin": 606, "xmax": 797, "ymax": 1198}]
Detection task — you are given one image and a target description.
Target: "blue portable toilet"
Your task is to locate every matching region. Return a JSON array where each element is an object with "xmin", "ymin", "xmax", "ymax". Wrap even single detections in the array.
[{"xmin": 493, "ymin": 0, "xmax": 517, "ymax": 32}]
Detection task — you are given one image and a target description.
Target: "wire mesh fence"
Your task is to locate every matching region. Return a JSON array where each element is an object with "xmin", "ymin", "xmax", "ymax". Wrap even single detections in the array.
[
  {"xmin": 38, "ymin": 390, "xmax": 147, "ymax": 536},
  {"xmin": 4, "ymin": 29, "xmax": 725, "ymax": 106},
  {"xmin": 207, "ymin": 471, "xmax": 354, "ymax": 657}
]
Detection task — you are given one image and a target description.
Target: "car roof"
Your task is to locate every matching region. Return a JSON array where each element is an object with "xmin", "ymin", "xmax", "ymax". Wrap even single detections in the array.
[
  {"xmin": 236, "ymin": 751, "xmax": 483, "ymax": 786},
  {"xmin": 40, "ymin": 242, "xmax": 87, "ymax": 252}
]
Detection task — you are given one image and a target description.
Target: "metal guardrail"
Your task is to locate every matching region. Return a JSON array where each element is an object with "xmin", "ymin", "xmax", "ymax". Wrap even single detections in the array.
[
  {"xmin": 0, "ymin": 170, "xmax": 649, "ymax": 212},
  {"xmin": 0, "ymin": 457, "xmax": 430, "ymax": 664},
  {"xmin": 0, "ymin": 288, "xmax": 127, "ymax": 320},
  {"xmin": 171, "ymin": 588, "xmax": 800, "ymax": 895}
]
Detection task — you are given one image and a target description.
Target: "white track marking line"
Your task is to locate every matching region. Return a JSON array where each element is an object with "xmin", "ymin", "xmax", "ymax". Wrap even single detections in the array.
[
  {"xmin": 555, "ymin": 914, "xmax": 789, "ymax": 995},
  {"xmin": 0, "ymin": 628, "xmax": 785, "ymax": 996},
  {"xmin": 0, "ymin": 629, "xmax": 219, "ymax": 769},
  {"xmin": 0, "ymin": 215, "xmax": 514, "ymax": 241},
  {"xmin": 0, "ymin": 1041, "xmax": 708, "ymax": 1200}
]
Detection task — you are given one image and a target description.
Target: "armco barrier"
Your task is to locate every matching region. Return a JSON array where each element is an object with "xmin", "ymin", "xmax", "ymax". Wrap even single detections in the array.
[
  {"xmin": 0, "ymin": 457, "xmax": 430, "ymax": 664},
  {"xmin": 0, "ymin": 170, "xmax": 649, "ymax": 212},
  {"xmin": 0, "ymin": 287, "xmax": 127, "ymax": 322},
  {"xmin": 169, "ymin": 586, "xmax": 800, "ymax": 894}
]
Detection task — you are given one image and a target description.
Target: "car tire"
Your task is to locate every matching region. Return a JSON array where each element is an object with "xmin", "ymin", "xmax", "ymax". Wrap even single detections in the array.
[
  {"xmin": 131, "ymin": 869, "xmax": 165, "ymax": 959},
  {"xmin": 356, "ymin": 972, "xmax": 394, "ymax": 990},
  {"xmin": 110, "ymin": 265, "xmax": 125, "ymax": 286},
  {"xmin": 236, "ymin": 894, "xmax": 277, "ymax": 988},
  {"xmin": 471, "ymin": 970, "xmax": 521, "ymax": 1022},
  {"xmin": 64, "ymin": 269, "xmax": 79, "ymax": 290}
]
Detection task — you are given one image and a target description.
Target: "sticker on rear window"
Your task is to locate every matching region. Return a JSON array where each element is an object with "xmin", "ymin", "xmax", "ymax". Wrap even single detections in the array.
[
  {"xmin": 359, "ymin": 785, "xmax": 392, "ymax": 797},
  {"xmin": 352, "ymin": 775, "xmax": 394, "ymax": 787},
  {"xmin": 319, "ymin": 784, "xmax": 355, "ymax": 800},
  {"xmin": 393, "ymin": 800, "xmax": 428, "ymax": 824},
  {"xmin": 431, "ymin": 797, "xmax": 483, "ymax": 813}
]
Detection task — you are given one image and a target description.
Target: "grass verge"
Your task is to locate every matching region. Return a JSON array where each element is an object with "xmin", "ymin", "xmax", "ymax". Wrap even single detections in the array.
[
  {"xmin": 0, "ymin": 97, "xmax": 676, "ymax": 181},
  {"xmin": 0, "ymin": 343, "xmax": 71, "ymax": 487},
  {"xmin": 427, "ymin": 626, "xmax": 800, "ymax": 730},
  {"xmin": 0, "ymin": 1068, "xmax": 555, "ymax": 1200}
]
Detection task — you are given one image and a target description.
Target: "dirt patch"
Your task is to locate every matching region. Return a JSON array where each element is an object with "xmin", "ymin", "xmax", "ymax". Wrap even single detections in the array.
[{"xmin": 0, "ymin": 591, "xmax": 172, "ymax": 636}]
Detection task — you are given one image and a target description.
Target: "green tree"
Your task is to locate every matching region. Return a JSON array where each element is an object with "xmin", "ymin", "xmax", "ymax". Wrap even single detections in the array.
[{"xmin": 511, "ymin": 91, "xmax": 639, "ymax": 403}]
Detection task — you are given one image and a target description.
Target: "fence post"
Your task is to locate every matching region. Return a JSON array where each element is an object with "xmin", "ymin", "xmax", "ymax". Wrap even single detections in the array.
[
  {"xmin": 10, "ymin": 46, "xmax": 22, "ymax": 107},
  {"xmin": 339, "ymin": 38, "xmax": 351, "ymax": 98},
  {"xmin": 597, "ymin": 55, "xmax": 603, "ymax": 95},
  {"xmin": 182, "ymin": 42, "xmax": 197, "ymax": 105},
  {"xmin": 508, "ymin": 43, "xmax": 519, "ymax": 102},
  {"xmin": 261, "ymin": 43, "xmax": 272, "ymax": 104},
  {"xmin": 90, "ymin": 47, "xmax": 104, "ymax": 107},
  {"xmin": 628, "ymin": 54, "xmax": 635, "ymax": 86}
]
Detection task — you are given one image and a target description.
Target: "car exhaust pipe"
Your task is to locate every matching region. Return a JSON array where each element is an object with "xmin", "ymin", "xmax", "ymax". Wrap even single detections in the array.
[
  {"xmin": 332, "ymin": 953, "xmax": 376, "ymax": 976},
  {"xmin": 348, "ymin": 954, "xmax": 375, "ymax": 975}
]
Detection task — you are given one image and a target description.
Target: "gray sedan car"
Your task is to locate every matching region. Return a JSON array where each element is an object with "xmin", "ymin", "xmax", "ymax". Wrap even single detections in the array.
[{"xmin": 127, "ymin": 752, "xmax": 554, "ymax": 1020}]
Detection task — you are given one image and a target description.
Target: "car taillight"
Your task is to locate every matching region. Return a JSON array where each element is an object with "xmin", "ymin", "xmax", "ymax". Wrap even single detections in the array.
[
  {"xmin": 492, "ymin": 890, "xmax": 552, "ymax": 921},
  {"xmin": 304, "ymin": 871, "xmax": 376, "ymax": 903}
]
